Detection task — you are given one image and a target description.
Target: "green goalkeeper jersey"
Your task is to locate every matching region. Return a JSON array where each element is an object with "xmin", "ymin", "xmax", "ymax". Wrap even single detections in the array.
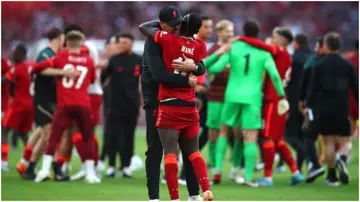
[{"xmin": 207, "ymin": 40, "xmax": 285, "ymax": 107}]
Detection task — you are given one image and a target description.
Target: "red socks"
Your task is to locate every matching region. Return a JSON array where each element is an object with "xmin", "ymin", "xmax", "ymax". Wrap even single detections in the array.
[
  {"xmin": 23, "ymin": 146, "xmax": 33, "ymax": 162},
  {"xmin": 189, "ymin": 151, "xmax": 210, "ymax": 193},
  {"xmin": 164, "ymin": 154, "xmax": 179, "ymax": 200},
  {"xmin": 276, "ymin": 140, "xmax": 298, "ymax": 173},
  {"xmin": 262, "ymin": 141, "xmax": 275, "ymax": 178},
  {"xmin": 1, "ymin": 143, "xmax": 9, "ymax": 162},
  {"xmin": 72, "ymin": 133, "xmax": 97, "ymax": 163},
  {"xmin": 57, "ymin": 155, "xmax": 68, "ymax": 168}
]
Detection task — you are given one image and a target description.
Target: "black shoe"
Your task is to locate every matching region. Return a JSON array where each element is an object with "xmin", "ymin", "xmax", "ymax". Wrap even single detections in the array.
[
  {"xmin": 337, "ymin": 159, "xmax": 350, "ymax": 184},
  {"xmin": 326, "ymin": 177, "xmax": 340, "ymax": 187},
  {"xmin": 22, "ymin": 172, "xmax": 36, "ymax": 180},
  {"xmin": 54, "ymin": 173, "xmax": 70, "ymax": 181},
  {"xmin": 306, "ymin": 166, "xmax": 325, "ymax": 183}
]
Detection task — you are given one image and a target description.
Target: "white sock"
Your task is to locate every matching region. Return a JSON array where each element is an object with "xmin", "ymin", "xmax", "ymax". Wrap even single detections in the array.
[
  {"xmin": 85, "ymin": 160, "xmax": 96, "ymax": 175},
  {"xmin": 265, "ymin": 177, "xmax": 272, "ymax": 182},
  {"xmin": 42, "ymin": 155, "xmax": 53, "ymax": 171},
  {"xmin": 20, "ymin": 158, "xmax": 29, "ymax": 166},
  {"xmin": 292, "ymin": 170, "xmax": 299, "ymax": 176}
]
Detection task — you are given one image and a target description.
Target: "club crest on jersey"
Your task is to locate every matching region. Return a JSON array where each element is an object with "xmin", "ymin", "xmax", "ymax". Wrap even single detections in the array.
[
  {"xmin": 173, "ymin": 11, "xmax": 177, "ymax": 18},
  {"xmin": 160, "ymin": 31, "xmax": 167, "ymax": 38},
  {"xmin": 181, "ymin": 46, "xmax": 194, "ymax": 55}
]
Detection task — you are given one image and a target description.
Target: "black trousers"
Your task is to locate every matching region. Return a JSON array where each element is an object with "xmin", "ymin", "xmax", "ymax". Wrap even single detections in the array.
[
  {"xmin": 100, "ymin": 87, "xmax": 111, "ymax": 161},
  {"xmin": 145, "ymin": 107, "xmax": 199, "ymax": 200},
  {"xmin": 108, "ymin": 108, "xmax": 138, "ymax": 168},
  {"xmin": 303, "ymin": 119, "xmax": 321, "ymax": 169},
  {"xmin": 198, "ymin": 94, "xmax": 208, "ymax": 150},
  {"xmin": 284, "ymin": 110, "xmax": 307, "ymax": 172}
]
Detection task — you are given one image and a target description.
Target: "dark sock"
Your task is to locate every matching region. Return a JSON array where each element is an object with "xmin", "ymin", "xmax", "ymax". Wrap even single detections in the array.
[
  {"xmin": 52, "ymin": 162, "xmax": 60, "ymax": 175},
  {"xmin": 27, "ymin": 162, "xmax": 36, "ymax": 174},
  {"xmin": 328, "ymin": 167, "xmax": 336, "ymax": 179},
  {"xmin": 340, "ymin": 155, "xmax": 347, "ymax": 164}
]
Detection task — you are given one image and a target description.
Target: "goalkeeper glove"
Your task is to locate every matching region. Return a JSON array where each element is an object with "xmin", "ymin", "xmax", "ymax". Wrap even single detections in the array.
[{"xmin": 277, "ymin": 98, "xmax": 289, "ymax": 115}]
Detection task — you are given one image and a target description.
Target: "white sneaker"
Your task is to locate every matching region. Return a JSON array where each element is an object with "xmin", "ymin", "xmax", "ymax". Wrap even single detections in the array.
[
  {"xmin": 34, "ymin": 169, "xmax": 51, "ymax": 183},
  {"xmin": 1, "ymin": 161, "xmax": 10, "ymax": 172},
  {"xmin": 228, "ymin": 167, "xmax": 239, "ymax": 180},
  {"xmin": 202, "ymin": 190, "xmax": 213, "ymax": 201},
  {"xmin": 71, "ymin": 164, "xmax": 86, "ymax": 181},
  {"xmin": 234, "ymin": 176, "xmax": 245, "ymax": 184},
  {"xmin": 84, "ymin": 160, "xmax": 101, "ymax": 184},
  {"xmin": 96, "ymin": 161, "xmax": 106, "ymax": 172},
  {"xmin": 178, "ymin": 178, "xmax": 187, "ymax": 186},
  {"xmin": 188, "ymin": 195, "xmax": 203, "ymax": 201},
  {"xmin": 122, "ymin": 167, "xmax": 133, "ymax": 178},
  {"xmin": 161, "ymin": 176, "xmax": 166, "ymax": 184},
  {"xmin": 129, "ymin": 155, "xmax": 144, "ymax": 172},
  {"xmin": 61, "ymin": 162, "xmax": 72, "ymax": 175},
  {"xmin": 105, "ymin": 167, "xmax": 116, "ymax": 178}
]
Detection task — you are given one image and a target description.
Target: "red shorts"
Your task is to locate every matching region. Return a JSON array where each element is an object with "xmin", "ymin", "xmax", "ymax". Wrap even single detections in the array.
[
  {"xmin": 89, "ymin": 94, "xmax": 103, "ymax": 125},
  {"xmin": 261, "ymin": 101, "xmax": 287, "ymax": 140},
  {"xmin": 156, "ymin": 105, "xmax": 200, "ymax": 140},
  {"xmin": 2, "ymin": 104, "xmax": 34, "ymax": 133}
]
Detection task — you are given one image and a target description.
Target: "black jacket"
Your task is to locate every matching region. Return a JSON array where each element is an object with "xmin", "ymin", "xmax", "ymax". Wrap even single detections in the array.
[
  {"xmin": 288, "ymin": 48, "xmax": 312, "ymax": 113},
  {"xmin": 306, "ymin": 53, "xmax": 358, "ymax": 117}
]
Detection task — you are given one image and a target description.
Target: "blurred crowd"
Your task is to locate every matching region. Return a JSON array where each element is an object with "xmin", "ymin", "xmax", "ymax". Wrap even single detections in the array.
[{"xmin": 2, "ymin": 1, "xmax": 358, "ymax": 56}]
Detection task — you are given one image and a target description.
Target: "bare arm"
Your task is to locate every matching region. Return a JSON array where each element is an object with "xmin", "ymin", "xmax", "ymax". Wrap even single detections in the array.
[{"xmin": 139, "ymin": 20, "xmax": 161, "ymax": 38}]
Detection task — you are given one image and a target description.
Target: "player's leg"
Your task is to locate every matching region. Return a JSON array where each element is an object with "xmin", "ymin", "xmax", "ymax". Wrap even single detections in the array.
[
  {"xmin": 323, "ymin": 135, "xmax": 339, "ymax": 186},
  {"xmin": 1, "ymin": 107, "xmax": 21, "ymax": 171},
  {"xmin": 73, "ymin": 106, "xmax": 99, "ymax": 183},
  {"xmin": 257, "ymin": 102, "xmax": 276, "ymax": 186},
  {"xmin": 105, "ymin": 108, "xmax": 121, "ymax": 177},
  {"xmin": 304, "ymin": 119, "xmax": 325, "ymax": 183},
  {"xmin": 120, "ymin": 114, "xmax": 138, "ymax": 178},
  {"xmin": 206, "ymin": 101, "xmax": 223, "ymax": 169},
  {"xmin": 158, "ymin": 128, "xmax": 181, "ymax": 200},
  {"xmin": 230, "ymin": 126, "xmax": 243, "ymax": 182},
  {"xmin": 35, "ymin": 106, "xmax": 71, "ymax": 182},
  {"xmin": 212, "ymin": 102, "xmax": 240, "ymax": 184},
  {"xmin": 145, "ymin": 108, "xmax": 163, "ymax": 200},
  {"xmin": 241, "ymin": 104, "xmax": 262, "ymax": 187},
  {"xmin": 198, "ymin": 95, "xmax": 208, "ymax": 151},
  {"xmin": 335, "ymin": 117, "xmax": 352, "ymax": 185},
  {"xmin": 284, "ymin": 111, "xmax": 307, "ymax": 172},
  {"xmin": 179, "ymin": 123, "xmax": 212, "ymax": 201}
]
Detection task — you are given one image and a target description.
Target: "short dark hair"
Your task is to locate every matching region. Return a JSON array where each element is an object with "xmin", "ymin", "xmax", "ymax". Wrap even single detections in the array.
[
  {"xmin": 13, "ymin": 44, "xmax": 27, "ymax": 64},
  {"xmin": 273, "ymin": 27, "xmax": 293, "ymax": 44},
  {"xmin": 119, "ymin": 33, "xmax": 134, "ymax": 41},
  {"xmin": 201, "ymin": 16, "xmax": 211, "ymax": 21},
  {"xmin": 324, "ymin": 32, "xmax": 341, "ymax": 51},
  {"xmin": 243, "ymin": 20, "xmax": 260, "ymax": 38},
  {"xmin": 180, "ymin": 13, "xmax": 203, "ymax": 37},
  {"xmin": 47, "ymin": 28, "xmax": 63, "ymax": 41},
  {"xmin": 294, "ymin": 33, "xmax": 309, "ymax": 47},
  {"xmin": 316, "ymin": 37, "xmax": 324, "ymax": 48}
]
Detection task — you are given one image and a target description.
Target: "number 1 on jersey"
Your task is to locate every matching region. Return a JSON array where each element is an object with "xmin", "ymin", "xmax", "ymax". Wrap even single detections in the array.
[{"xmin": 244, "ymin": 54, "xmax": 250, "ymax": 75}]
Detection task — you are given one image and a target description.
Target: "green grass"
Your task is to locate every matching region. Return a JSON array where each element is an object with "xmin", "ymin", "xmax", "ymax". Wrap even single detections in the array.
[{"xmin": 2, "ymin": 128, "xmax": 359, "ymax": 201}]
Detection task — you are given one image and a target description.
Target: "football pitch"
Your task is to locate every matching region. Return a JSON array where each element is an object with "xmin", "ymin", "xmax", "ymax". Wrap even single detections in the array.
[{"xmin": 2, "ymin": 128, "xmax": 359, "ymax": 201}]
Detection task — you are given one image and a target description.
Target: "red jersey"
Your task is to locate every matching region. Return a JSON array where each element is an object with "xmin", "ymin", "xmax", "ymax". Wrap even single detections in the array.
[
  {"xmin": 239, "ymin": 36, "xmax": 291, "ymax": 101},
  {"xmin": 154, "ymin": 31, "xmax": 207, "ymax": 102},
  {"xmin": 2, "ymin": 57, "xmax": 12, "ymax": 111},
  {"xmin": 4, "ymin": 61, "xmax": 33, "ymax": 107},
  {"xmin": 32, "ymin": 51, "xmax": 96, "ymax": 107},
  {"xmin": 263, "ymin": 46, "xmax": 292, "ymax": 101}
]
